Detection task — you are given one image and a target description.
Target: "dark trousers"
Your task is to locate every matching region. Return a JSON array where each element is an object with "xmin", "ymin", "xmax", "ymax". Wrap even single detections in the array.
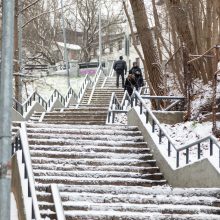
[{"xmin": 116, "ymin": 71, "xmax": 124, "ymax": 88}]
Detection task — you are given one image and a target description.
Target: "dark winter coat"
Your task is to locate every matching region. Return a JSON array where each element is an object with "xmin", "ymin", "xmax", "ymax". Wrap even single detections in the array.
[
  {"xmin": 113, "ymin": 60, "xmax": 127, "ymax": 74},
  {"xmin": 129, "ymin": 66, "xmax": 144, "ymax": 88},
  {"xmin": 124, "ymin": 76, "xmax": 137, "ymax": 96}
]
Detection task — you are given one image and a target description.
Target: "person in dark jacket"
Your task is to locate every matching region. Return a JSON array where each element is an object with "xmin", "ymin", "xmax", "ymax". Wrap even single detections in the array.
[
  {"xmin": 129, "ymin": 62, "xmax": 144, "ymax": 90},
  {"xmin": 124, "ymin": 74, "xmax": 137, "ymax": 96},
  {"xmin": 113, "ymin": 56, "xmax": 127, "ymax": 88}
]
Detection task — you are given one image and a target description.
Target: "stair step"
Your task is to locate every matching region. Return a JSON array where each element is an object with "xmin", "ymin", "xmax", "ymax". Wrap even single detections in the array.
[
  {"xmin": 26, "ymin": 123, "xmax": 139, "ymax": 131},
  {"xmin": 29, "ymin": 144, "xmax": 148, "ymax": 154},
  {"xmin": 63, "ymin": 210, "xmax": 220, "ymax": 220},
  {"xmin": 35, "ymin": 185, "xmax": 220, "ymax": 199},
  {"xmin": 30, "ymin": 150, "xmax": 152, "ymax": 160},
  {"xmin": 35, "ymin": 176, "xmax": 166, "ymax": 186},
  {"xmin": 33, "ymin": 170, "xmax": 163, "ymax": 180},
  {"xmin": 28, "ymin": 138, "xmax": 148, "ymax": 148},
  {"xmin": 27, "ymin": 133, "xmax": 144, "ymax": 142},
  {"xmin": 26, "ymin": 127, "xmax": 141, "ymax": 136},
  {"xmin": 31, "ymin": 157, "xmax": 157, "ymax": 167}
]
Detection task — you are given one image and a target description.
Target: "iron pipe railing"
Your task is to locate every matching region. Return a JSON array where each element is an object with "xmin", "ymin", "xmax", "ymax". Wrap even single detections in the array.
[
  {"xmin": 11, "ymin": 123, "xmax": 41, "ymax": 220},
  {"xmin": 133, "ymin": 91, "xmax": 220, "ymax": 168}
]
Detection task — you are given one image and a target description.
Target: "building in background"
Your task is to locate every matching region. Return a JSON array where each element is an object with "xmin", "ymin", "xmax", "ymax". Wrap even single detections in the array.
[{"xmin": 90, "ymin": 32, "xmax": 144, "ymax": 70}]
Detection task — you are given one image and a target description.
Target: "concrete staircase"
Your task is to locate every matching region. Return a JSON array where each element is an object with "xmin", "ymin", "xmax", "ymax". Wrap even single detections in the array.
[
  {"xmin": 32, "ymin": 106, "xmax": 107, "ymax": 125},
  {"xmin": 27, "ymin": 122, "xmax": 165, "ymax": 219},
  {"xmin": 81, "ymin": 76, "xmax": 124, "ymax": 105},
  {"xmin": 17, "ymin": 73, "xmax": 220, "ymax": 219},
  {"xmin": 24, "ymin": 121, "xmax": 220, "ymax": 219}
]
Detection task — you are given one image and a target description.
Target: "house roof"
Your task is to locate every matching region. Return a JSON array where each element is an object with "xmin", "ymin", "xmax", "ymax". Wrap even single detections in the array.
[{"xmin": 57, "ymin": 42, "xmax": 81, "ymax": 50}]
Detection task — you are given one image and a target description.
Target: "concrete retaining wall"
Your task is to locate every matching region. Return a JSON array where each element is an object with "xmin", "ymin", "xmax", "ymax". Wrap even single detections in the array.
[
  {"xmin": 152, "ymin": 111, "xmax": 185, "ymax": 124},
  {"xmin": 11, "ymin": 153, "xmax": 27, "ymax": 220},
  {"xmin": 128, "ymin": 107, "xmax": 220, "ymax": 188}
]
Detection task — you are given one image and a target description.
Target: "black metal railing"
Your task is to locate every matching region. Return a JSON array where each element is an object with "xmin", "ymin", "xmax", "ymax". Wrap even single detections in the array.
[
  {"xmin": 12, "ymin": 127, "xmax": 41, "ymax": 219},
  {"xmin": 141, "ymin": 95, "xmax": 186, "ymax": 111},
  {"xmin": 133, "ymin": 91, "xmax": 220, "ymax": 168},
  {"xmin": 107, "ymin": 91, "xmax": 131, "ymax": 124}
]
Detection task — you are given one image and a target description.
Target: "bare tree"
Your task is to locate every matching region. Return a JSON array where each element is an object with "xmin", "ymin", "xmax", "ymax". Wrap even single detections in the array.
[
  {"xmin": 129, "ymin": 0, "xmax": 165, "ymax": 97},
  {"xmin": 68, "ymin": 0, "xmax": 125, "ymax": 62}
]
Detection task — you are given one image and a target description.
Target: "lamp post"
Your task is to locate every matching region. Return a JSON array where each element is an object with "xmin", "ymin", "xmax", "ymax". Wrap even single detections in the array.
[
  {"xmin": 18, "ymin": 0, "xmax": 24, "ymax": 76},
  {"xmin": 98, "ymin": 0, "xmax": 102, "ymax": 66},
  {"xmin": 0, "ymin": 0, "xmax": 15, "ymax": 219},
  {"xmin": 61, "ymin": 0, "xmax": 70, "ymax": 88}
]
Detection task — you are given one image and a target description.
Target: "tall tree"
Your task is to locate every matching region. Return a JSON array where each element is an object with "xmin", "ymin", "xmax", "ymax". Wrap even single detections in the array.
[{"xmin": 129, "ymin": 0, "xmax": 165, "ymax": 96}]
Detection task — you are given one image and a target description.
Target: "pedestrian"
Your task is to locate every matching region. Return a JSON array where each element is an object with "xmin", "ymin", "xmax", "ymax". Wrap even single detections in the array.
[
  {"xmin": 124, "ymin": 74, "xmax": 137, "ymax": 96},
  {"xmin": 113, "ymin": 56, "xmax": 127, "ymax": 88},
  {"xmin": 129, "ymin": 62, "xmax": 144, "ymax": 90}
]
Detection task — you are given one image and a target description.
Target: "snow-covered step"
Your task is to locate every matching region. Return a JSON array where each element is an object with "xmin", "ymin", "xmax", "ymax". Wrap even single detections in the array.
[
  {"xmin": 35, "ymin": 185, "xmax": 220, "ymax": 205},
  {"xmin": 31, "ymin": 157, "xmax": 157, "ymax": 167},
  {"xmin": 33, "ymin": 164, "xmax": 159, "ymax": 174},
  {"xmin": 53, "ymin": 185, "xmax": 220, "ymax": 199},
  {"xmin": 27, "ymin": 133, "xmax": 144, "ymax": 142},
  {"xmin": 35, "ymin": 176, "xmax": 166, "ymax": 187},
  {"xmin": 41, "ymin": 120, "xmax": 106, "ymax": 125},
  {"xmin": 27, "ymin": 127, "xmax": 142, "ymax": 136},
  {"xmin": 28, "ymin": 138, "xmax": 148, "ymax": 148},
  {"xmin": 26, "ymin": 123, "xmax": 139, "ymax": 131},
  {"xmin": 37, "ymin": 195, "xmax": 220, "ymax": 215},
  {"xmin": 30, "ymin": 150, "xmax": 152, "ymax": 160},
  {"xmin": 33, "ymin": 170, "xmax": 163, "ymax": 180},
  {"xmin": 62, "ymin": 203, "xmax": 220, "ymax": 215},
  {"xmin": 63, "ymin": 210, "xmax": 220, "ymax": 220},
  {"xmin": 29, "ymin": 144, "xmax": 149, "ymax": 154}
]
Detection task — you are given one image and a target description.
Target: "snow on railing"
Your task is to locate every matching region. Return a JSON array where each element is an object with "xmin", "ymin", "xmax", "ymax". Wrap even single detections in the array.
[
  {"xmin": 109, "ymin": 61, "xmax": 115, "ymax": 77},
  {"xmin": 106, "ymin": 90, "xmax": 130, "ymax": 124},
  {"xmin": 13, "ymin": 86, "xmax": 80, "ymax": 116},
  {"xmin": 11, "ymin": 123, "xmax": 41, "ymax": 220},
  {"xmin": 12, "ymin": 68, "xmax": 102, "ymax": 114},
  {"xmin": 133, "ymin": 91, "xmax": 220, "ymax": 168},
  {"xmin": 87, "ymin": 65, "xmax": 103, "ymax": 104},
  {"xmin": 76, "ymin": 74, "xmax": 93, "ymax": 105},
  {"xmin": 51, "ymin": 184, "xmax": 66, "ymax": 220},
  {"xmin": 141, "ymin": 95, "xmax": 186, "ymax": 111}
]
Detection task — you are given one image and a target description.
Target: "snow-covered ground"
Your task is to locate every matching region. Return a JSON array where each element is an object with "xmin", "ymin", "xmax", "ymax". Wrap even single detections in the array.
[{"xmin": 21, "ymin": 74, "xmax": 92, "ymax": 102}]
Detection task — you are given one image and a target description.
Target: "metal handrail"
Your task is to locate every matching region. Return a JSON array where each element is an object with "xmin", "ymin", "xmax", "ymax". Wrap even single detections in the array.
[
  {"xmin": 141, "ymin": 95, "xmax": 186, "ymax": 111},
  {"xmin": 76, "ymin": 74, "xmax": 93, "ymax": 105},
  {"xmin": 51, "ymin": 184, "xmax": 66, "ymax": 220},
  {"xmin": 87, "ymin": 65, "xmax": 103, "ymax": 104},
  {"xmin": 11, "ymin": 123, "xmax": 41, "ymax": 220},
  {"xmin": 109, "ymin": 61, "xmax": 115, "ymax": 77},
  {"xmin": 133, "ymin": 91, "xmax": 220, "ymax": 168},
  {"xmin": 107, "ymin": 91, "xmax": 131, "ymax": 124}
]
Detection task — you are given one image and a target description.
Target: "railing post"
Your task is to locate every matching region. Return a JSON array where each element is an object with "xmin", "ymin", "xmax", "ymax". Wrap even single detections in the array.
[
  {"xmin": 210, "ymin": 139, "xmax": 213, "ymax": 156},
  {"xmin": 186, "ymin": 148, "xmax": 189, "ymax": 164},
  {"xmin": 135, "ymin": 94, "xmax": 138, "ymax": 106},
  {"xmin": 108, "ymin": 112, "xmax": 111, "ymax": 123},
  {"xmin": 146, "ymin": 111, "xmax": 149, "ymax": 123},
  {"xmin": 168, "ymin": 141, "xmax": 171, "ymax": 157},
  {"xmin": 176, "ymin": 151, "xmax": 179, "ymax": 168},
  {"xmin": 140, "ymin": 102, "xmax": 143, "ymax": 114},
  {"xmin": 112, "ymin": 112, "xmax": 115, "ymax": 123},
  {"xmin": 198, "ymin": 143, "xmax": 201, "ymax": 159},
  {"xmin": 152, "ymin": 120, "xmax": 155, "ymax": 132},
  {"xmin": 159, "ymin": 129, "xmax": 162, "ymax": 144}
]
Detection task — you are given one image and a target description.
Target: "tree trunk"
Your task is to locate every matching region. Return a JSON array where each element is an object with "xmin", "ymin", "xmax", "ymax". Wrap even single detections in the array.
[
  {"xmin": 14, "ymin": 0, "xmax": 22, "ymax": 102},
  {"xmin": 166, "ymin": 0, "xmax": 208, "ymax": 83},
  {"xmin": 129, "ymin": 0, "xmax": 165, "ymax": 97}
]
